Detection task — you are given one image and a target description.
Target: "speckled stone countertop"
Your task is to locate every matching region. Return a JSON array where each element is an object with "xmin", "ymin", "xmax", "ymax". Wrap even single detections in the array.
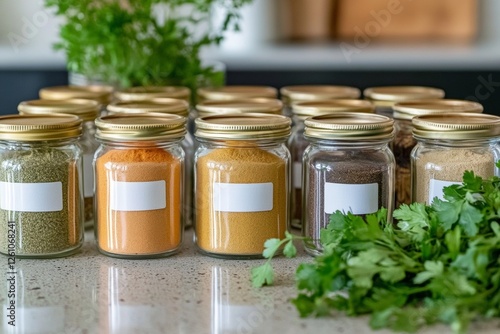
[{"xmin": 1, "ymin": 229, "xmax": 499, "ymax": 334}]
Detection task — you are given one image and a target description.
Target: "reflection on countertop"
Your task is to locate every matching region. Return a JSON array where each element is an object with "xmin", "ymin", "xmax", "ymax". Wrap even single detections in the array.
[{"xmin": 1, "ymin": 230, "xmax": 499, "ymax": 334}]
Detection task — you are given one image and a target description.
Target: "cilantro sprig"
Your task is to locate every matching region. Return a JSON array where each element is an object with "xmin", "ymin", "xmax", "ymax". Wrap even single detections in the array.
[{"xmin": 252, "ymin": 169, "xmax": 500, "ymax": 333}]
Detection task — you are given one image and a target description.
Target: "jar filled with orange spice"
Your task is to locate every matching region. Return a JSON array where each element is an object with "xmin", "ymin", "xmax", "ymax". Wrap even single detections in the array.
[
  {"xmin": 106, "ymin": 99, "xmax": 195, "ymax": 227},
  {"xmin": 94, "ymin": 113, "xmax": 186, "ymax": 258}
]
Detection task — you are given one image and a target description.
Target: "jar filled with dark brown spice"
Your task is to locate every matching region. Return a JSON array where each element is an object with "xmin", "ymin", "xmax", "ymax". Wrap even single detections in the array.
[
  {"xmin": 392, "ymin": 100, "xmax": 483, "ymax": 207},
  {"xmin": 363, "ymin": 86, "xmax": 445, "ymax": 118},
  {"xmin": 288, "ymin": 100, "xmax": 374, "ymax": 230},
  {"xmin": 302, "ymin": 113, "xmax": 395, "ymax": 256}
]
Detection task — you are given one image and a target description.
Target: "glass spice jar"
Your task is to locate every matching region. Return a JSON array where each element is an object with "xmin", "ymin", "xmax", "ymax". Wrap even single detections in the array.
[
  {"xmin": 196, "ymin": 85, "xmax": 277, "ymax": 103},
  {"xmin": 0, "ymin": 115, "xmax": 84, "ymax": 258},
  {"xmin": 114, "ymin": 86, "xmax": 191, "ymax": 103},
  {"xmin": 94, "ymin": 113, "xmax": 186, "ymax": 258},
  {"xmin": 194, "ymin": 113, "xmax": 291, "ymax": 259},
  {"xmin": 17, "ymin": 99, "xmax": 101, "ymax": 230},
  {"xmin": 280, "ymin": 85, "xmax": 361, "ymax": 118},
  {"xmin": 39, "ymin": 85, "xmax": 114, "ymax": 115},
  {"xmin": 303, "ymin": 112, "xmax": 395, "ymax": 256},
  {"xmin": 392, "ymin": 100, "xmax": 483, "ymax": 208},
  {"xmin": 195, "ymin": 98, "xmax": 283, "ymax": 118},
  {"xmin": 106, "ymin": 100, "xmax": 195, "ymax": 228},
  {"xmin": 411, "ymin": 113, "xmax": 500, "ymax": 205},
  {"xmin": 363, "ymin": 86, "xmax": 445, "ymax": 118},
  {"xmin": 288, "ymin": 100, "xmax": 375, "ymax": 230}
]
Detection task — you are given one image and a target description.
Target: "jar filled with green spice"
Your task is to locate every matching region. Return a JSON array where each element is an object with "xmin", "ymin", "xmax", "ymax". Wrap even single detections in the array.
[
  {"xmin": 0, "ymin": 115, "xmax": 84, "ymax": 258},
  {"xmin": 18, "ymin": 99, "xmax": 100, "ymax": 229}
]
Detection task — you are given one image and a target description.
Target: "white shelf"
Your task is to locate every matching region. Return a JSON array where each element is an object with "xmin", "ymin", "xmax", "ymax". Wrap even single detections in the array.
[{"xmin": 204, "ymin": 41, "xmax": 500, "ymax": 71}]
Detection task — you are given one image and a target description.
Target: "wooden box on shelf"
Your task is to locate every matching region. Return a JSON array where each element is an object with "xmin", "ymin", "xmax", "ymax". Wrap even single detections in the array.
[{"xmin": 336, "ymin": 0, "xmax": 478, "ymax": 42}]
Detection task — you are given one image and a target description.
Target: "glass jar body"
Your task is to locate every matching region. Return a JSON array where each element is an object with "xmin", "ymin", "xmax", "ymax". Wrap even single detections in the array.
[
  {"xmin": 303, "ymin": 139, "xmax": 395, "ymax": 256},
  {"xmin": 411, "ymin": 138, "xmax": 500, "ymax": 204},
  {"xmin": 288, "ymin": 118, "xmax": 308, "ymax": 229},
  {"xmin": 182, "ymin": 132, "xmax": 195, "ymax": 228},
  {"xmin": 194, "ymin": 139, "xmax": 290, "ymax": 259},
  {"xmin": 94, "ymin": 140, "xmax": 184, "ymax": 258},
  {"xmin": 0, "ymin": 139, "xmax": 84, "ymax": 258},
  {"xmin": 392, "ymin": 118, "xmax": 415, "ymax": 207},
  {"xmin": 81, "ymin": 121, "xmax": 99, "ymax": 228}
]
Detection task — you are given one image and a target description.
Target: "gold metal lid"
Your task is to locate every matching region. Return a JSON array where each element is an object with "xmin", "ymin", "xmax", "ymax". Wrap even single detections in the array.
[
  {"xmin": 364, "ymin": 86, "xmax": 445, "ymax": 107},
  {"xmin": 412, "ymin": 113, "xmax": 500, "ymax": 140},
  {"xmin": 197, "ymin": 86, "xmax": 277, "ymax": 101},
  {"xmin": 292, "ymin": 99, "xmax": 374, "ymax": 119},
  {"xmin": 114, "ymin": 86, "xmax": 191, "ymax": 102},
  {"xmin": 304, "ymin": 112, "xmax": 394, "ymax": 140},
  {"xmin": 195, "ymin": 98, "xmax": 283, "ymax": 116},
  {"xmin": 95, "ymin": 113, "xmax": 186, "ymax": 142},
  {"xmin": 195, "ymin": 113, "xmax": 291, "ymax": 141},
  {"xmin": 392, "ymin": 99, "xmax": 483, "ymax": 120},
  {"xmin": 107, "ymin": 99, "xmax": 189, "ymax": 117},
  {"xmin": 0, "ymin": 115, "xmax": 82, "ymax": 141},
  {"xmin": 39, "ymin": 85, "xmax": 114, "ymax": 104},
  {"xmin": 281, "ymin": 85, "xmax": 361, "ymax": 104},
  {"xmin": 18, "ymin": 99, "xmax": 100, "ymax": 122}
]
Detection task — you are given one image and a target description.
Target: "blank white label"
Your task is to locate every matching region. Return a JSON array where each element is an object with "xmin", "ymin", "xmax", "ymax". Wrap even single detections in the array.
[
  {"xmin": 0, "ymin": 181, "xmax": 63, "ymax": 212},
  {"xmin": 429, "ymin": 179, "xmax": 460, "ymax": 202},
  {"xmin": 213, "ymin": 182, "xmax": 273, "ymax": 212},
  {"xmin": 110, "ymin": 180, "xmax": 166, "ymax": 211},
  {"xmin": 293, "ymin": 162, "xmax": 302, "ymax": 189},
  {"xmin": 83, "ymin": 154, "xmax": 94, "ymax": 198},
  {"xmin": 324, "ymin": 182, "xmax": 378, "ymax": 215}
]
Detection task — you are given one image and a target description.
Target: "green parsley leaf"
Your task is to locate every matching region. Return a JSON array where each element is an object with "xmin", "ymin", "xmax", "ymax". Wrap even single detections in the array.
[{"xmin": 251, "ymin": 263, "xmax": 274, "ymax": 288}]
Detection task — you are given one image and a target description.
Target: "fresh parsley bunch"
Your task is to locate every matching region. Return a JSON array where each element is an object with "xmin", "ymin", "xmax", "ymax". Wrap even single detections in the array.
[
  {"xmin": 45, "ymin": 0, "xmax": 252, "ymax": 94},
  {"xmin": 252, "ymin": 169, "xmax": 500, "ymax": 333}
]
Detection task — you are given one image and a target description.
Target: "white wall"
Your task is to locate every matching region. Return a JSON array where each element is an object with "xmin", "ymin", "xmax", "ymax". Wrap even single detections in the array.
[{"xmin": 0, "ymin": 0, "xmax": 499, "ymax": 68}]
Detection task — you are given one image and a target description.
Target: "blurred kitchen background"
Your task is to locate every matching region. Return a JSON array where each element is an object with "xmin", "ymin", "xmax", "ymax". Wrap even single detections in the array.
[{"xmin": 0, "ymin": 0, "xmax": 499, "ymax": 114}]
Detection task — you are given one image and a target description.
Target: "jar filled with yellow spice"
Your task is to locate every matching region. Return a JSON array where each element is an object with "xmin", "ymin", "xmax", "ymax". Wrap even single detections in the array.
[{"xmin": 194, "ymin": 113, "xmax": 291, "ymax": 259}]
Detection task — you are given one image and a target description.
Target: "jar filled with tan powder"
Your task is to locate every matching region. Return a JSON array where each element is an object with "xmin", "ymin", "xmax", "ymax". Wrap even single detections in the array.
[
  {"xmin": 280, "ymin": 85, "xmax": 361, "ymax": 118},
  {"xmin": 106, "ymin": 100, "xmax": 195, "ymax": 228},
  {"xmin": 94, "ymin": 113, "xmax": 186, "ymax": 258},
  {"xmin": 194, "ymin": 113, "xmax": 291, "ymax": 259},
  {"xmin": 303, "ymin": 113, "xmax": 395, "ymax": 256},
  {"xmin": 18, "ymin": 99, "xmax": 101, "ymax": 229},
  {"xmin": 392, "ymin": 100, "xmax": 483, "ymax": 208},
  {"xmin": 364, "ymin": 86, "xmax": 445, "ymax": 118},
  {"xmin": 411, "ymin": 113, "xmax": 500, "ymax": 204},
  {"xmin": 288, "ymin": 99, "xmax": 374, "ymax": 230}
]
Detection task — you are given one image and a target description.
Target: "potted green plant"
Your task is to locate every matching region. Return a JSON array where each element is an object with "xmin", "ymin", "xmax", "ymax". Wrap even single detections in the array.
[{"xmin": 45, "ymin": 0, "xmax": 252, "ymax": 95}]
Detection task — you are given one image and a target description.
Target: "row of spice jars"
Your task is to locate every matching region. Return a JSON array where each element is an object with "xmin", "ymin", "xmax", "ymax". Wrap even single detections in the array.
[{"xmin": 1, "ymin": 109, "xmax": 499, "ymax": 259}]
